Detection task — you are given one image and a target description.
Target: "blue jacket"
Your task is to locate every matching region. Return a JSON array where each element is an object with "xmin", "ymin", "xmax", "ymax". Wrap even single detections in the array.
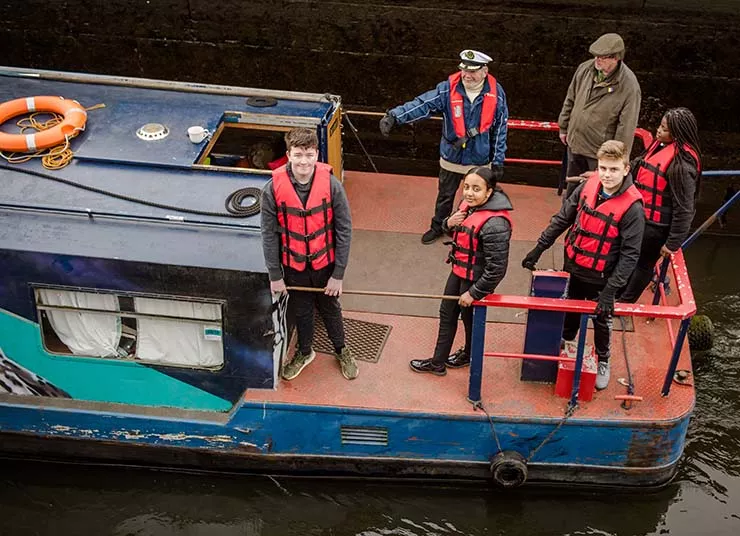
[{"xmin": 388, "ymin": 76, "xmax": 508, "ymax": 166}]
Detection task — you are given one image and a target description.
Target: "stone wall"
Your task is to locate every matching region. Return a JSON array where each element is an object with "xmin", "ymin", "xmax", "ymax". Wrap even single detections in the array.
[{"xmin": 2, "ymin": 1, "xmax": 740, "ymax": 192}]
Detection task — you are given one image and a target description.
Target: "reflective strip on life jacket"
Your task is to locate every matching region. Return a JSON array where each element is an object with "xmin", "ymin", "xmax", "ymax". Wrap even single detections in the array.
[
  {"xmin": 449, "ymin": 201, "xmax": 512, "ymax": 281},
  {"xmin": 447, "ymin": 72, "xmax": 498, "ymax": 140},
  {"xmin": 634, "ymin": 140, "xmax": 700, "ymax": 224},
  {"xmin": 565, "ymin": 175, "xmax": 642, "ymax": 272},
  {"xmin": 272, "ymin": 162, "xmax": 335, "ymax": 272}
]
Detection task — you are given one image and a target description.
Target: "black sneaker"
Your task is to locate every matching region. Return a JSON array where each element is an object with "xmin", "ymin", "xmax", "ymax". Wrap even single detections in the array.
[
  {"xmin": 445, "ymin": 348, "xmax": 470, "ymax": 368},
  {"xmin": 409, "ymin": 358, "xmax": 446, "ymax": 376},
  {"xmin": 421, "ymin": 229, "xmax": 442, "ymax": 245}
]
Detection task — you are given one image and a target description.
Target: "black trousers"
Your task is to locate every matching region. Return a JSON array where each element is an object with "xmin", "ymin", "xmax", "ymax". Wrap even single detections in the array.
[
  {"xmin": 431, "ymin": 169, "xmax": 465, "ymax": 233},
  {"xmin": 562, "ymin": 275, "xmax": 612, "ymax": 362},
  {"xmin": 431, "ymin": 272, "xmax": 474, "ymax": 366},
  {"xmin": 619, "ymin": 224, "xmax": 670, "ymax": 303},
  {"xmin": 284, "ymin": 264, "xmax": 345, "ymax": 355},
  {"xmin": 562, "ymin": 149, "xmax": 597, "ymax": 202}
]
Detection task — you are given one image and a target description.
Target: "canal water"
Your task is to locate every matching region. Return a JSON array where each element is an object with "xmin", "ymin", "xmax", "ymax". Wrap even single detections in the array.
[{"xmin": 0, "ymin": 235, "xmax": 738, "ymax": 535}]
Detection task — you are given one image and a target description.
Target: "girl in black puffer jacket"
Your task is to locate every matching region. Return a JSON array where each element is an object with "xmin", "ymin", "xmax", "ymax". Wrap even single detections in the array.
[{"xmin": 410, "ymin": 166, "xmax": 513, "ymax": 376}]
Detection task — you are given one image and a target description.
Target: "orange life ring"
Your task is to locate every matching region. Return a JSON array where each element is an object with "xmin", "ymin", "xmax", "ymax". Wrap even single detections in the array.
[{"xmin": 0, "ymin": 96, "xmax": 87, "ymax": 153}]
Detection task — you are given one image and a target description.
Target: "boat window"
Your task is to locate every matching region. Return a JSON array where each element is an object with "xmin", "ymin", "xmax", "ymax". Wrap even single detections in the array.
[
  {"xmin": 35, "ymin": 288, "xmax": 224, "ymax": 369},
  {"xmin": 198, "ymin": 124, "xmax": 289, "ymax": 173}
]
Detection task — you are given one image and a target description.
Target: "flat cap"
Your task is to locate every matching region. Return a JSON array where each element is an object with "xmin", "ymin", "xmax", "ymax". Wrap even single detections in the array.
[
  {"xmin": 458, "ymin": 49, "xmax": 492, "ymax": 71},
  {"xmin": 589, "ymin": 33, "xmax": 625, "ymax": 56}
]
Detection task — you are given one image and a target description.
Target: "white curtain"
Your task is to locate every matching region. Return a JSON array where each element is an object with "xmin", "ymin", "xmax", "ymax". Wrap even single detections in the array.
[
  {"xmin": 38, "ymin": 289, "xmax": 121, "ymax": 357},
  {"xmin": 134, "ymin": 297, "xmax": 223, "ymax": 368}
]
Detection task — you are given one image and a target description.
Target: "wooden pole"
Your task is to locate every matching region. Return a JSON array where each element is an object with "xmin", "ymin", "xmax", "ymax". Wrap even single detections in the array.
[{"xmin": 285, "ymin": 286, "xmax": 460, "ymax": 300}]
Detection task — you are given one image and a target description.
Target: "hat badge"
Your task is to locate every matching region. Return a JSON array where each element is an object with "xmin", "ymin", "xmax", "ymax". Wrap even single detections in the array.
[{"xmin": 464, "ymin": 50, "xmax": 475, "ymax": 60}]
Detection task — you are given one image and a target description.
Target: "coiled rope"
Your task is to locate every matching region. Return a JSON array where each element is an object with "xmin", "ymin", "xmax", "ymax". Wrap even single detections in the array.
[
  {"xmin": 0, "ymin": 100, "xmax": 261, "ymax": 217},
  {"xmin": 0, "ymin": 103, "xmax": 106, "ymax": 169}
]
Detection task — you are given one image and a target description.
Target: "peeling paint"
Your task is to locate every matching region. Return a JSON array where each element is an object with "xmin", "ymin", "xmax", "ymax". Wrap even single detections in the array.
[{"xmin": 109, "ymin": 430, "xmax": 237, "ymax": 444}]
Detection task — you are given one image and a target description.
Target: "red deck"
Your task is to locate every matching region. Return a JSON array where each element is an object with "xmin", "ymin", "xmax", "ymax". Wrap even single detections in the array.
[{"xmin": 244, "ymin": 171, "xmax": 695, "ymax": 423}]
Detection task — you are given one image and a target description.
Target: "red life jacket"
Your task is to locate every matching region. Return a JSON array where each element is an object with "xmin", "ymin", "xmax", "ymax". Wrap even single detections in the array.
[
  {"xmin": 272, "ymin": 162, "xmax": 335, "ymax": 271},
  {"xmin": 449, "ymin": 201, "xmax": 512, "ymax": 281},
  {"xmin": 634, "ymin": 140, "xmax": 700, "ymax": 224},
  {"xmin": 447, "ymin": 72, "xmax": 498, "ymax": 139},
  {"xmin": 565, "ymin": 175, "xmax": 642, "ymax": 273}
]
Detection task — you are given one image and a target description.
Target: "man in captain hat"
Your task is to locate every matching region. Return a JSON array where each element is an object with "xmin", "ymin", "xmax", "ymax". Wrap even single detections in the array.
[
  {"xmin": 558, "ymin": 33, "xmax": 642, "ymax": 200},
  {"xmin": 379, "ymin": 49, "xmax": 509, "ymax": 244}
]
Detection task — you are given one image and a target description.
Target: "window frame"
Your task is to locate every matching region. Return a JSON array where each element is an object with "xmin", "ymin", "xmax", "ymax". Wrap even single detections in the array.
[{"xmin": 33, "ymin": 285, "xmax": 227, "ymax": 371}]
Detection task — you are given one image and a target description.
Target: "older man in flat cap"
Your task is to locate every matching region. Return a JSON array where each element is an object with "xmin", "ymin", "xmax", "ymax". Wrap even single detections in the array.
[
  {"xmin": 379, "ymin": 50, "xmax": 509, "ymax": 244},
  {"xmin": 558, "ymin": 33, "xmax": 641, "ymax": 200}
]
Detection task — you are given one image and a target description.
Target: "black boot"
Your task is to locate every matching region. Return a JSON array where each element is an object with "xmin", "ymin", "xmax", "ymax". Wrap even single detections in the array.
[
  {"xmin": 409, "ymin": 358, "xmax": 446, "ymax": 376},
  {"xmin": 445, "ymin": 348, "xmax": 471, "ymax": 368}
]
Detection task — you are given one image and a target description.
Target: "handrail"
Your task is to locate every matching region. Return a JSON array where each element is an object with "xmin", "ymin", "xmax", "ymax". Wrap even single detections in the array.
[
  {"xmin": 343, "ymin": 110, "xmax": 654, "ymax": 167},
  {"xmin": 468, "ymin": 249, "xmax": 695, "ymax": 405}
]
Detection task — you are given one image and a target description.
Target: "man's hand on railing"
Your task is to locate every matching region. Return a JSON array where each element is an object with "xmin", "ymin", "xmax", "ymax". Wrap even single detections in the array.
[
  {"xmin": 595, "ymin": 285, "xmax": 617, "ymax": 318},
  {"xmin": 379, "ymin": 113, "xmax": 396, "ymax": 137},
  {"xmin": 522, "ymin": 245, "xmax": 545, "ymax": 270}
]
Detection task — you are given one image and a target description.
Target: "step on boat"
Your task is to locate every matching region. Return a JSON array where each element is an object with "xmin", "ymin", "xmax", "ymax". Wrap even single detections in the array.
[{"xmin": 0, "ymin": 66, "xmax": 695, "ymax": 487}]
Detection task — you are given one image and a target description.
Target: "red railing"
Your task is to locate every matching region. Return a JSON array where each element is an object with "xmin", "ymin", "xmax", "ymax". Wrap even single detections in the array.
[
  {"xmin": 466, "ymin": 249, "xmax": 695, "ymax": 407},
  {"xmin": 346, "ymin": 110, "xmax": 655, "ymax": 168}
]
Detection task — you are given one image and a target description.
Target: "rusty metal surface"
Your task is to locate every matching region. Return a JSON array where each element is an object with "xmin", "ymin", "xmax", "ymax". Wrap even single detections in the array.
[{"xmin": 0, "ymin": 430, "xmax": 681, "ymax": 488}]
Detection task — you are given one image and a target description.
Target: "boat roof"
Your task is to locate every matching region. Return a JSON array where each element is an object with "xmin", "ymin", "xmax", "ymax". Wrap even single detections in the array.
[{"xmin": 0, "ymin": 68, "xmax": 338, "ymax": 272}]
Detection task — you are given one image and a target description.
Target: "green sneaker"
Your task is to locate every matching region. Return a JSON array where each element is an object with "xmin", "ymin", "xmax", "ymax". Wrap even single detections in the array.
[
  {"xmin": 335, "ymin": 347, "xmax": 359, "ymax": 380},
  {"xmin": 282, "ymin": 349, "xmax": 316, "ymax": 381}
]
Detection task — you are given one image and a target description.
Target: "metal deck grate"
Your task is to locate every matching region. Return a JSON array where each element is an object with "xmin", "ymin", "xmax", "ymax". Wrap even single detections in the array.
[{"xmin": 313, "ymin": 313, "xmax": 392, "ymax": 363}]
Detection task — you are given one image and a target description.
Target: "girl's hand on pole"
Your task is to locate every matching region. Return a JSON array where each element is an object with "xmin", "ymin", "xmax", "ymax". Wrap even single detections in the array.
[{"xmin": 459, "ymin": 291, "xmax": 474, "ymax": 307}]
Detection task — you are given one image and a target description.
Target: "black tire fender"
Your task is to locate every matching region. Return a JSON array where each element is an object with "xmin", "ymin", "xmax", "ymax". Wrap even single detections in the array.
[{"xmin": 490, "ymin": 451, "xmax": 528, "ymax": 488}]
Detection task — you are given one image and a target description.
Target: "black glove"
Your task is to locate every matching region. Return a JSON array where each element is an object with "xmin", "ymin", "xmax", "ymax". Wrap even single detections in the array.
[
  {"xmin": 490, "ymin": 164, "xmax": 504, "ymax": 182},
  {"xmin": 522, "ymin": 245, "xmax": 545, "ymax": 271},
  {"xmin": 594, "ymin": 286, "xmax": 617, "ymax": 318},
  {"xmin": 379, "ymin": 113, "xmax": 396, "ymax": 137},
  {"xmin": 452, "ymin": 136, "xmax": 468, "ymax": 149}
]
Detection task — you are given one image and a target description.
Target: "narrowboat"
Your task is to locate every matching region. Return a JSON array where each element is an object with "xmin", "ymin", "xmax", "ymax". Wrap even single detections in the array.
[{"xmin": 0, "ymin": 66, "xmax": 696, "ymax": 487}]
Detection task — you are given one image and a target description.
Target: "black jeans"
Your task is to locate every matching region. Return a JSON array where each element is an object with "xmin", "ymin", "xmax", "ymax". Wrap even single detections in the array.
[
  {"xmin": 284, "ymin": 264, "xmax": 345, "ymax": 355},
  {"xmin": 619, "ymin": 224, "xmax": 669, "ymax": 303},
  {"xmin": 431, "ymin": 169, "xmax": 465, "ymax": 233},
  {"xmin": 562, "ymin": 149, "xmax": 597, "ymax": 202},
  {"xmin": 431, "ymin": 272, "xmax": 474, "ymax": 366},
  {"xmin": 562, "ymin": 275, "xmax": 612, "ymax": 362}
]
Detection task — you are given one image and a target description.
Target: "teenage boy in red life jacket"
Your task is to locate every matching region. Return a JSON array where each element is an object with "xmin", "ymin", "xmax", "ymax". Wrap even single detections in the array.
[
  {"xmin": 260, "ymin": 128, "xmax": 358, "ymax": 381},
  {"xmin": 522, "ymin": 140, "xmax": 645, "ymax": 390}
]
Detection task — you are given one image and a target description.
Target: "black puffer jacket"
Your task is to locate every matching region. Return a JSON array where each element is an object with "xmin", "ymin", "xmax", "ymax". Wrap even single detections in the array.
[
  {"xmin": 443, "ymin": 187, "xmax": 513, "ymax": 299},
  {"xmin": 631, "ymin": 149, "xmax": 699, "ymax": 251},
  {"xmin": 536, "ymin": 175, "xmax": 645, "ymax": 288}
]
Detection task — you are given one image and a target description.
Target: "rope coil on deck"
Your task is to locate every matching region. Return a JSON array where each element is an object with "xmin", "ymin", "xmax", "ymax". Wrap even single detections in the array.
[{"xmin": 0, "ymin": 98, "xmax": 105, "ymax": 170}]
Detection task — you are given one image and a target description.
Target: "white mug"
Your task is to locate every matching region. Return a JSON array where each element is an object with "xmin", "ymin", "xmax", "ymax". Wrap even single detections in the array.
[{"xmin": 187, "ymin": 126, "xmax": 210, "ymax": 143}]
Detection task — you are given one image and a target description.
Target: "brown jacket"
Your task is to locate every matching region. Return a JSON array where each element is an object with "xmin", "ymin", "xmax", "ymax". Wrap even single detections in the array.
[{"xmin": 558, "ymin": 59, "xmax": 641, "ymax": 158}]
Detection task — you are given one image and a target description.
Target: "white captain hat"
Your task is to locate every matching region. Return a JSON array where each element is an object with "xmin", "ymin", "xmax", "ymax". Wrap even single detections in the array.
[{"xmin": 458, "ymin": 49, "xmax": 492, "ymax": 71}]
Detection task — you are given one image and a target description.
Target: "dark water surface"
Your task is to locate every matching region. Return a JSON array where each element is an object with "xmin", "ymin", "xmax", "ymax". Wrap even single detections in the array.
[{"xmin": 1, "ymin": 236, "xmax": 739, "ymax": 536}]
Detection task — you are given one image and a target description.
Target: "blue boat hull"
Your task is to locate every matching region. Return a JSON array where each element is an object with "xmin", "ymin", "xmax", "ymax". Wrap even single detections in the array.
[{"xmin": 0, "ymin": 396, "xmax": 690, "ymax": 487}]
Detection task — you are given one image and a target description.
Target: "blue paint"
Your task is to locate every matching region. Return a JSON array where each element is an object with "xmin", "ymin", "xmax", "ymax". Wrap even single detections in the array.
[
  {"xmin": 0, "ymin": 249, "xmax": 277, "ymax": 398},
  {"xmin": 521, "ymin": 272, "xmax": 569, "ymax": 382},
  {"xmin": 467, "ymin": 305, "xmax": 487, "ymax": 403},
  {"xmin": 0, "ymin": 399, "xmax": 691, "ymax": 471}
]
